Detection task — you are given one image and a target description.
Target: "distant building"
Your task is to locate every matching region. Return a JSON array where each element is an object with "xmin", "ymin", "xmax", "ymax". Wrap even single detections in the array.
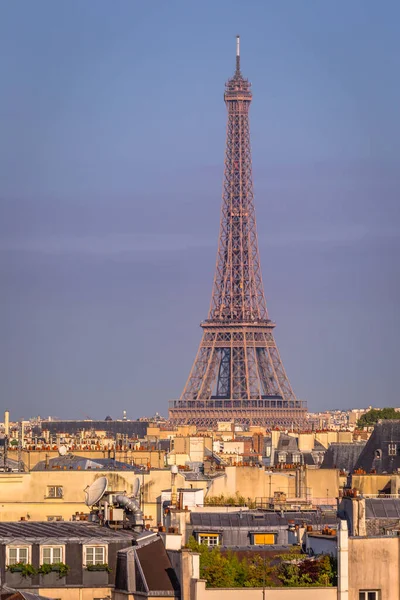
[{"xmin": 354, "ymin": 419, "xmax": 400, "ymax": 474}]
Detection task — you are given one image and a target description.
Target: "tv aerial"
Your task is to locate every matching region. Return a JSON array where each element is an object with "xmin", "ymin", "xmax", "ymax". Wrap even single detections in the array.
[{"xmin": 84, "ymin": 476, "xmax": 108, "ymax": 506}]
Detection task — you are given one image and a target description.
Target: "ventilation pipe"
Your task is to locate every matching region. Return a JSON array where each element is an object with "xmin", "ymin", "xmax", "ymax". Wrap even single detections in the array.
[{"xmin": 115, "ymin": 494, "xmax": 144, "ymax": 531}]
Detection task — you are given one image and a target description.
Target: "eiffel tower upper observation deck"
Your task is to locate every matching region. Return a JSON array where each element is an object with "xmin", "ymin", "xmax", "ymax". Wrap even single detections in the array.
[{"xmin": 169, "ymin": 37, "xmax": 307, "ymax": 427}]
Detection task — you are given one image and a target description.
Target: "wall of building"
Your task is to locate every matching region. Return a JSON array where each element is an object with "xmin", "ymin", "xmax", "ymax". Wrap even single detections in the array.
[
  {"xmin": 37, "ymin": 587, "xmax": 112, "ymax": 600},
  {"xmin": 351, "ymin": 474, "xmax": 391, "ymax": 495},
  {"xmin": 305, "ymin": 468, "xmax": 340, "ymax": 500},
  {"xmin": 192, "ymin": 581, "xmax": 337, "ymax": 600},
  {"xmin": 114, "ymin": 593, "xmax": 177, "ymax": 600},
  {"xmin": 0, "ymin": 468, "xmax": 193, "ymax": 523},
  {"xmin": 348, "ymin": 535, "xmax": 400, "ymax": 600},
  {"xmin": 207, "ymin": 466, "xmax": 297, "ymax": 500},
  {"xmin": 0, "ymin": 470, "xmax": 140, "ymax": 521}
]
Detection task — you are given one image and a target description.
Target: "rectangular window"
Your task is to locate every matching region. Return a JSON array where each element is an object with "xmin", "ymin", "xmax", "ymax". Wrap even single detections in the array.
[
  {"xmin": 253, "ymin": 533, "xmax": 276, "ymax": 545},
  {"xmin": 359, "ymin": 592, "xmax": 380, "ymax": 600},
  {"xmin": 7, "ymin": 546, "xmax": 30, "ymax": 565},
  {"xmin": 46, "ymin": 486, "xmax": 63, "ymax": 498},
  {"xmin": 41, "ymin": 546, "xmax": 63, "ymax": 564},
  {"xmin": 388, "ymin": 444, "xmax": 397, "ymax": 456},
  {"xmin": 198, "ymin": 534, "xmax": 219, "ymax": 547},
  {"xmin": 85, "ymin": 546, "xmax": 106, "ymax": 565}
]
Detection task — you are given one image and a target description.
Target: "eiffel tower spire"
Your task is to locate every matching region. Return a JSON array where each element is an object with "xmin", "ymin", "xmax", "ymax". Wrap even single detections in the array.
[{"xmin": 169, "ymin": 37, "xmax": 307, "ymax": 427}]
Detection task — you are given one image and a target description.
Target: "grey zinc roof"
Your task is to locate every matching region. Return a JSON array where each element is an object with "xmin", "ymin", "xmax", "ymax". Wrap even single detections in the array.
[
  {"xmin": 0, "ymin": 521, "xmax": 136, "ymax": 542},
  {"xmin": 366, "ymin": 499, "xmax": 400, "ymax": 519},
  {"xmin": 32, "ymin": 454, "xmax": 142, "ymax": 472},
  {"xmin": 190, "ymin": 511, "xmax": 337, "ymax": 529},
  {"xmin": 321, "ymin": 442, "xmax": 366, "ymax": 471},
  {"xmin": 313, "ymin": 440, "xmax": 327, "ymax": 451},
  {"xmin": 15, "ymin": 592, "xmax": 56, "ymax": 600},
  {"xmin": 354, "ymin": 420, "xmax": 400, "ymax": 474},
  {"xmin": 277, "ymin": 435, "xmax": 298, "ymax": 453}
]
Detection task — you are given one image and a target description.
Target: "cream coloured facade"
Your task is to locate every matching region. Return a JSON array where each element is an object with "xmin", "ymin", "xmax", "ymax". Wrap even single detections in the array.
[
  {"xmin": 206, "ymin": 465, "xmax": 340, "ymax": 503},
  {"xmin": 0, "ymin": 468, "xmax": 189, "ymax": 523},
  {"xmin": 38, "ymin": 586, "xmax": 112, "ymax": 600},
  {"xmin": 192, "ymin": 583, "xmax": 337, "ymax": 600},
  {"xmin": 0, "ymin": 464, "xmax": 341, "ymax": 523}
]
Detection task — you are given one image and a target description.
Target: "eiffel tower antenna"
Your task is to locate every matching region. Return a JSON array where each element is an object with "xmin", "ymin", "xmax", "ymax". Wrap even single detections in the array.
[{"xmin": 169, "ymin": 37, "xmax": 307, "ymax": 427}]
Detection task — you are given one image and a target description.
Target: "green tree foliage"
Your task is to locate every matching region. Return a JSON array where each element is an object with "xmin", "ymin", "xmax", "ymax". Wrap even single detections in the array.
[
  {"xmin": 186, "ymin": 537, "xmax": 336, "ymax": 588},
  {"xmin": 276, "ymin": 553, "xmax": 337, "ymax": 587},
  {"xmin": 357, "ymin": 408, "xmax": 400, "ymax": 428}
]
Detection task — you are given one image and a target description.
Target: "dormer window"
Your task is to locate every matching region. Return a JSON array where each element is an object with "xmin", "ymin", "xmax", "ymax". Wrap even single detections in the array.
[
  {"xmin": 375, "ymin": 449, "xmax": 382, "ymax": 459},
  {"xmin": 388, "ymin": 444, "xmax": 397, "ymax": 456}
]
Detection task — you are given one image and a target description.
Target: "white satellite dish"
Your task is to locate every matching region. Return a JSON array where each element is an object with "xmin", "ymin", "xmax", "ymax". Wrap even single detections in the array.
[
  {"xmin": 58, "ymin": 445, "xmax": 67, "ymax": 456},
  {"xmin": 132, "ymin": 477, "xmax": 140, "ymax": 498},
  {"xmin": 84, "ymin": 476, "xmax": 108, "ymax": 506}
]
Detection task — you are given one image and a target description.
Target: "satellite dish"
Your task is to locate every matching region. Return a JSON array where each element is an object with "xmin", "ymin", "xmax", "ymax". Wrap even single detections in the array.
[
  {"xmin": 132, "ymin": 477, "xmax": 140, "ymax": 498},
  {"xmin": 58, "ymin": 445, "xmax": 67, "ymax": 456},
  {"xmin": 84, "ymin": 476, "xmax": 108, "ymax": 506}
]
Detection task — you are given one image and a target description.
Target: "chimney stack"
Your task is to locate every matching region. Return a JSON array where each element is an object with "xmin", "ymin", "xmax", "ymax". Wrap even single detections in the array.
[{"xmin": 4, "ymin": 410, "xmax": 10, "ymax": 437}]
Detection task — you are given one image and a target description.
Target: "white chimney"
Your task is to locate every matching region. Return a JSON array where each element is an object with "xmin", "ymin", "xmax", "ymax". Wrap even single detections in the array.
[{"xmin": 4, "ymin": 410, "xmax": 10, "ymax": 437}]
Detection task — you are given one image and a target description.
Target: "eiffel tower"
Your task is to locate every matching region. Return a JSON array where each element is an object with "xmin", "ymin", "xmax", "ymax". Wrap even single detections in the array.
[{"xmin": 169, "ymin": 37, "xmax": 307, "ymax": 427}]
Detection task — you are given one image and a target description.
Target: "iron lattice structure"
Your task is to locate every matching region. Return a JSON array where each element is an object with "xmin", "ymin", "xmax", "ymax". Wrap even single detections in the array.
[{"xmin": 169, "ymin": 38, "xmax": 307, "ymax": 427}]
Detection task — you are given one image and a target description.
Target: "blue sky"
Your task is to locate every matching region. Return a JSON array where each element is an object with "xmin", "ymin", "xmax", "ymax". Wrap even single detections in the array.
[{"xmin": 1, "ymin": 1, "xmax": 399, "ymax": 420}]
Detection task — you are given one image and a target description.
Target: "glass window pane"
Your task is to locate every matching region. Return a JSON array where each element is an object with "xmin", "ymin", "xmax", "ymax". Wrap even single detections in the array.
[
  {"xmin": 53, "ymin": 548, "xmax": 62, "ymax": 562},
  {"xmin": 19, "ymin": 548, "xmax": 28, "ymax": 564},
  {"xmin": 9, "ymin": 548, "xmax": 17, "ymax": 564},
  {"xmin": 367, "ymin": 594, "xmax": 377, "ymax": 600},
  {"xmin": 86, "ymin": 547, "xmax": 94, "ymax": 565},
  {"xmin": 94, "ymin": 547, "xmax": 104, "ymax": 563},
  {"xmin": 43, "ymin": 548, "xmax": 51, "ymax": 563}
]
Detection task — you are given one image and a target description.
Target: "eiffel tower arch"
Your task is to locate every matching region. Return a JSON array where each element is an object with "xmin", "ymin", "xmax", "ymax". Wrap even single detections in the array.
[{"xmin": 169, "ymin": 37, "xmax": 308, "ymax": 427}]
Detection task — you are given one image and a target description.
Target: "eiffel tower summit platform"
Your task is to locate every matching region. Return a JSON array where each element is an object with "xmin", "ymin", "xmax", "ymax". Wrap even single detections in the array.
[{"xmin": 169, "ymin": 37, "xmax": 308, "ymax": 428}]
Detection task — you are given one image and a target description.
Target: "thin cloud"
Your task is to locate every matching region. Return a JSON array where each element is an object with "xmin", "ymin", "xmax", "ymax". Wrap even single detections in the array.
[
  {"xmin": 1, "ymin": 222, "xmax": 398, "ymax": 258},
  {"xmin": 0, "ymin": 232, "xmax": 215, "ymax": 256}
]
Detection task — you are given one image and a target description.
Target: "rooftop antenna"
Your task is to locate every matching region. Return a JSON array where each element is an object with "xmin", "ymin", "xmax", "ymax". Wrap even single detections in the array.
[
  {"xmin": 84, "ymin": 476, "xmax": 108, "ymax": 506},
  {"xmin": 58, "ymin": 445, "xmax": 67, "ymax": 456},
  {"xmin": 236, "ymin": 35, "xmax": 240, "ymax": 73}
]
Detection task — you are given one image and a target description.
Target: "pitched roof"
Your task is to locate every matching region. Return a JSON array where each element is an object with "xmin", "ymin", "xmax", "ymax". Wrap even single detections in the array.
[
  {"xmin": 190, "ymin": 511, "xmax": 337, "ymax": 529},
  {"xmin": 135, "ymin": 538, "xmax": 180, "ymax": 593},
  {"xmin": 0, "ymin": 521, "xmax": 135, "ymax": 542},
  {"xmin": 277, "ymin": 435, "xmax": 298, "ymax": 453},
  {"xmin": 320, "ymin": 442, "xmax": 366, "ymax": 471},
  {"xmin": 354, "ymin": 420, "xmax": 400, "ymax": 473},
  {"xmin": 366, "ymin": 498, "xmax": 400, "ymax": 519},
  {"xmin": 32, "ymin": 454, "xmax": 141, "ymax": 472}
]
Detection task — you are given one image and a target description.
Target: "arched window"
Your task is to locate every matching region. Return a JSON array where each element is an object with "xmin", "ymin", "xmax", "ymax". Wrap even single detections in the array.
[{"xmin": 375, "ymin": 449, "xmax": 382, "ymax": 459}]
